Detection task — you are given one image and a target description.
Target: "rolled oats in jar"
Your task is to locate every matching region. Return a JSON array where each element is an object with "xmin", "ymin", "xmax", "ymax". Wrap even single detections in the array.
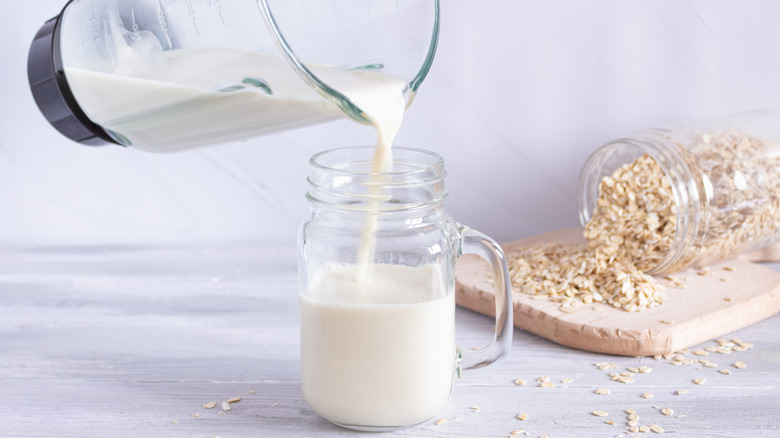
[{"xmin": 578, "ymin": 109, "xmax": 780, "ymax": 275}]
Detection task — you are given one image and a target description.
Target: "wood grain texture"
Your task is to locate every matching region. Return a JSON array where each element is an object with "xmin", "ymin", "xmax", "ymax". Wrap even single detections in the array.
[
  {"xmin": 1, "ymin": 244, "xmax": 778, "ymax": 437},
  {"xmin": 456, "ymin": 228, "xmax": 780, "ymax": 356}
]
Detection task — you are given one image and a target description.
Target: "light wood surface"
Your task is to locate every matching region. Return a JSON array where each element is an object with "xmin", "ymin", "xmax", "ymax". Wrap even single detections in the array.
[
  {"xmin": 743, "ymin": 242, "xmax": 780, "ymax": 263},
  {"xmin": 1, "ymin": 244, "xmax": 779, "ymax": 437},
  {"xmin": 456, "ymin": 228, "xmax": 780, "ymax": 357}
]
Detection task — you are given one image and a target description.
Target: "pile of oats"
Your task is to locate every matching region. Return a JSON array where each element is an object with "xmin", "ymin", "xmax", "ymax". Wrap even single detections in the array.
[
  {"xmin": 507, "ymin": 129, "xmax": 780, "ymax": 312},
  {"xmin": 507, "ymin": 241, "xmax": 666, "ymax": 312},
  {"xmin": 507, "ymin": 153, "xmax": 672, "ymax": 312}
]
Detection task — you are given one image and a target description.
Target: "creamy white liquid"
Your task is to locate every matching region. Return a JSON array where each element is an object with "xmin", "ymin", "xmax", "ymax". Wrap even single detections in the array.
[
  {"xmin": 300, "ymin": 62, "xmax": 410, "ymax": 271},
  {"xmin": 300, "ymin": 263, "xmax": 455, "ymax": 427},
  {"xmin": 63, "ymin": 48, "xmax": 406, "ymax": 153},
  {"xmin": 324, "ymin": 59, "xmax": 408, "ymax": 272}
]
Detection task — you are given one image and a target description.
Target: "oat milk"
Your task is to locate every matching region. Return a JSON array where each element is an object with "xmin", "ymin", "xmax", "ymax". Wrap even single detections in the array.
[
  {"xmin": 300, "ymin": 263, "xmax": 455, "ymax": 427},
  {"xmin": 63, "ymin": 47, "xmax": 408, "ymax": 153}
]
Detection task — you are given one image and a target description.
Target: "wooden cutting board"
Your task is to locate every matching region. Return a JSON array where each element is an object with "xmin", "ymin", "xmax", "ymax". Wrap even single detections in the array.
[{"xmin": 455, "ymin": 228, "xmax": 780, "ymax": 356}]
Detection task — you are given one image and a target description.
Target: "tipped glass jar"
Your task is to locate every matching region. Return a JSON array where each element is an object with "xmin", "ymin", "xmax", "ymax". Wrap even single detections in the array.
[{"xmin": 578, "ymin": 109, "xmax": 780, "ymax": 275}]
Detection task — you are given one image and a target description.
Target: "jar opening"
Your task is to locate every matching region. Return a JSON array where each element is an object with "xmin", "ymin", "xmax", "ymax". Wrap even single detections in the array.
[{"xmin": 577, "ymin": 132, "xmax": 702, "ymax": 275}]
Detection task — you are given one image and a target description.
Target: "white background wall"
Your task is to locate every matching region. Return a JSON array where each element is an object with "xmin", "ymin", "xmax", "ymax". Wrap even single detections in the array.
[{"xmin": 2, "ymin": 0, "xmax": 780, "ymax": 248}]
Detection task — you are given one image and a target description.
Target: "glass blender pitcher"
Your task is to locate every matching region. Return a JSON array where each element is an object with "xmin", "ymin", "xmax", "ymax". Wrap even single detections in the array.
[{"xmin": 27, "ymin": 0, "xmax": 440, "ymax": 152}]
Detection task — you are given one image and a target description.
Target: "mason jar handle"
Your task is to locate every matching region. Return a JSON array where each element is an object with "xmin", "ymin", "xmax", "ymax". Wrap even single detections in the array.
[{"xmin": 457, "ymin": 224, "xmax": 513, "ymax": 372}]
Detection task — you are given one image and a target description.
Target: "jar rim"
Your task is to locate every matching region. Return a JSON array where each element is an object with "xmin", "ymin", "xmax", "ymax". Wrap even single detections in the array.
[
  {"xmin": 309, "ymin": 146, "xmax": 445, "ymax": 177},
  {"xmin": 577, "ymin": 130, "xmax": 702, "ymax": 275}
]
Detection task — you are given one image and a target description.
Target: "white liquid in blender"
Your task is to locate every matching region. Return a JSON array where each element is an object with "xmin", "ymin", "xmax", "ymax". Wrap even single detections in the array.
[
  {"xmin": 63, "ymin": 47, "xmax": 407, "ymax": 154},
  {"xmin": 300, "ymin": 263, "xmax": 455, "ymax": 427}
]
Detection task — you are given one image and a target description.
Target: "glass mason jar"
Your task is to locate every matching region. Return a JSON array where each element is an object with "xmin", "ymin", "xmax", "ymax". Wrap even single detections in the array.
[
  {"xmin": 27, "ymin": 0, "xmax": 439, "ymax": 151},
  {"xmin": 578, "ymin": 109, "xmax": 780, "ymax": 275},
  {"xmin": 298, "ymin": 146, "xmax": 512, "ymax": 431}
]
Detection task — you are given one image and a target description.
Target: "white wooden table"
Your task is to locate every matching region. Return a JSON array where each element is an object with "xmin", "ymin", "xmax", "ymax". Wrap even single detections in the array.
[{"xmin": 1, "ymin": 244, "xmax": 778, "ymax": 437}]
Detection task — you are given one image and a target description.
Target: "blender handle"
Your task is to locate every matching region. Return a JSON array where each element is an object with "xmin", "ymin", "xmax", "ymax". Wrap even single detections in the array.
[{"xmin": 456, "ymin": 225, "xmax": 513, "ymax": 372}]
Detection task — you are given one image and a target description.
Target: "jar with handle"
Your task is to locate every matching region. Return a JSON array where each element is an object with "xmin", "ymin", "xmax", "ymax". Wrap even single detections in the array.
[{"xmin": 298, "ymin": 146, "xmax": 513, "ymax": 431}]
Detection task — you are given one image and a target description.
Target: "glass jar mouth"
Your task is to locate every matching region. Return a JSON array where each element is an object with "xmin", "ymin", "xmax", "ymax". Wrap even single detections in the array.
[
  {"xmin": 309, "ymin": 146, "xmax": 444, "ymax": 176},
  {"xmin": 307, "ymin": 146, "xmax": 447, "ymax": 212},
  {"xmin": 577, "ymin": 132, "xmax": 702, "ymax": 275}
]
